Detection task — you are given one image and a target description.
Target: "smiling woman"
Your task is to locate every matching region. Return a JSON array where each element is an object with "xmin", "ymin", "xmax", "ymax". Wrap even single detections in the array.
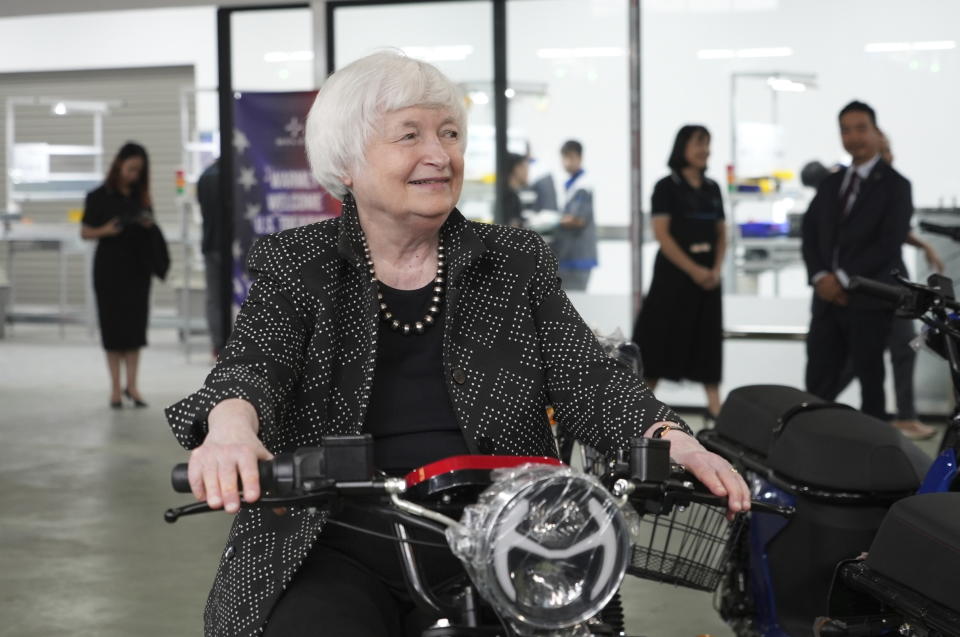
[
  {"xmin": 165, "ymin": 50, "xmax": 749, "ymax": 637},
  {"xmin": 344, "ymin": 107, "xmax": 466, "ymax": 250},
  {"xmin": 305, "ymin": 50, "xmax": 468, "ymax": 200}
]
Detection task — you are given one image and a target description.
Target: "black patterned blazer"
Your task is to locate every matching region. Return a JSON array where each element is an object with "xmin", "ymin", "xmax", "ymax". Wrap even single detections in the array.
[{"xmin": 165, "ymin": 196, "xmax": 686, "ymax": 636}]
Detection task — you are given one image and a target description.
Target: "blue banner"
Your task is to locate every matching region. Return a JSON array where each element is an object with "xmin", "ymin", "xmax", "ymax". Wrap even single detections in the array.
[{"xmin": 232, "ymin": 91, "xmax": 341, "ymax": 306}]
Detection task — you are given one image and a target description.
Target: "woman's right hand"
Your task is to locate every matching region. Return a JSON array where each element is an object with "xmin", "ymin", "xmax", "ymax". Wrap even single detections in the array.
[
  {"xmin": 102, "ymin": 218, "xmax": 123, "ymax": 237},
  {"xmin": 83, "ymin": 218, "xmax": 123, "ymax": 240},
  {"xmin": 188, "ymin": 398, "xmax": 273, "ymax": 513}
]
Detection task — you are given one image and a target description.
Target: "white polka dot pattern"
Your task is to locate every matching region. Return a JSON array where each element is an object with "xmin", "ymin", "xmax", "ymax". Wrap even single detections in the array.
[{"xmin": 164, "ymin": 196, "xmax": 687, "ymax": 635}]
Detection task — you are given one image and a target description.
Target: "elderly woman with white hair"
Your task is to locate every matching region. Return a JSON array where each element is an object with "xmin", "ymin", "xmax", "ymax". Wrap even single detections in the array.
[{"xmin": 165, "ymin": 51, "xmax": 749, "ymax": 637}]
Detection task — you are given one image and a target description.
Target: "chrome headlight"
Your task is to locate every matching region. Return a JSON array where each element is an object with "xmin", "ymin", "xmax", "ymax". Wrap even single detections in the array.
[{"xmin": 447, "ymin": 464, "xmax": 630, "ymax": 633}]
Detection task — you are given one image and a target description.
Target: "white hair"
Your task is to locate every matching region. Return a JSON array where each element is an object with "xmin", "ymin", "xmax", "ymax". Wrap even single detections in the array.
[{"xmin": 305, "ymin": 50, "xmax": 468, "ymax": 199}]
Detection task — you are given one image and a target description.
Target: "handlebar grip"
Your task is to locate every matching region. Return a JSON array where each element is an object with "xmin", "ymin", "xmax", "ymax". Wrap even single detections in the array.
[
  {"xmin": 847, "ymin": 276, "xmax": 908, "ymax": 305},
  {"xmin": 919, "ymin": 221, "xmax": 960, "ymax": 242},
  {"xmin": 170, "ymin": 460, "xmax": 279, "ymax": 495},
  {"xmin": 171, "ymin": 463, "xmax": 191, "ymax": 493}
]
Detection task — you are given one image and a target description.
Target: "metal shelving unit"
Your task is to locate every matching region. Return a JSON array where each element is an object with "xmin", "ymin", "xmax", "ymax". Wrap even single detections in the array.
[
  {"xmin": 5, "ymin": 97, "xmax": 121, "ymax": 211},
  {"xmin": 2, "ymin": 97, "xmax": 121, "ymax": 337},
  {"xmin": 726, "ymin": 72, "xmax": 817, "ymax": 294}
]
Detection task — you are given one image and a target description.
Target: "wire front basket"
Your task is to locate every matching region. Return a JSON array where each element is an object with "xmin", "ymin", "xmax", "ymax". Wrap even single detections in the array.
[{"xmin": 628, "ymin": 500, "xmax": 745, "ymax": 592}]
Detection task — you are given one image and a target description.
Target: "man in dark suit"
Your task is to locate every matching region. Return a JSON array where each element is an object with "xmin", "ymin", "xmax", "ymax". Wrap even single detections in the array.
[
  {"xmin": 196, "ymin": 158, "xmax": 228, "ymax": 358},
  {"xmin": 801, "ymin": 100, "xmax": 913, "ymax": 420}
]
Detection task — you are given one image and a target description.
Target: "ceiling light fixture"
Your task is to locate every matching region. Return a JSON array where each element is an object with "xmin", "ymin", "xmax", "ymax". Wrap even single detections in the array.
[
  {"xmin": 698, "ymin": 47, "xmax": 793, "ymax": 60},
  {"xmin": 767, "ymin": 77, "xmax": 806, "ymax": 92},
  {"xmin": 264, "ymin": 50, "xmax": 314, "ymax": 63},
  {"xmin": 400, "ymin": 45, "xmax": 474, "ymax": 62},
  {"xmin": 912, "ymin": 40, "xmax": 956, "ymax": 51},
  {"xmin": 737, "ymin": 47, "xmax": 793, "ymax": 58},
  {"xmin": 865, "ymin": 40, "xmax": 956, "ymax": 53},
  {"xmin": 468, "ymin": 91, "xmax": 490, "ymax": 106},
  {"xmin": 697, "ymin": 49, "xmax": 736, "ymax": 59},
  {"xmin": 536, "ymin": 47, "xmax": 626, "ymax": 59}
]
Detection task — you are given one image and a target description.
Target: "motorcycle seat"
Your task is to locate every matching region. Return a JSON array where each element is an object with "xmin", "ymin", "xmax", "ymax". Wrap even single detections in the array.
[
  {"xmin": 716, "ymin": 385, "xmax": 818, "ymax": 456},
  {"xmin": 866, "ymin": 492, "xmax": 960, "ymax": 611},
  {"xmin": 716, "ymin": 385, "xmax": 930, "ymax": 492}
]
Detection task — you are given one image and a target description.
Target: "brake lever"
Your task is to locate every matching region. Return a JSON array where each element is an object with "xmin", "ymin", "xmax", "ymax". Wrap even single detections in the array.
[
  {"xmin": 624, "ymin": 476, "xmax": 795, "ymax": 518},
  {"xmin": 894, "ymin": 271, "xmax": 926, "ymax": 292},
  {"xmin": 164, "ymin": 501, "xmax": 215, "ymax": 523},
  {"xmin": 163, "ymin": 491, "xmax": 341, "ymax": 524}
]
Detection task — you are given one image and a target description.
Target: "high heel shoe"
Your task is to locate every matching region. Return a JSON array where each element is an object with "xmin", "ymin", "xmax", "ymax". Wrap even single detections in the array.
[
  {"xmin": 124, "ymin": 388, "xmax": 148, "ymax": 408},
  {"xmin": 110, "ymin": 399, "xmax": 123, "ymax": 409}
]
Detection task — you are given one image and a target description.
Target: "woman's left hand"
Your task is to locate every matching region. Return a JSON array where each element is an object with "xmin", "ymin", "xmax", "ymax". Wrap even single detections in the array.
[
  {"xmin": 702, "ymin": 268, "xmax": 722, "ymax": 290},
  {"xmin": 660, "ymin": 429, "xmax": 751, "ymax": 517}
]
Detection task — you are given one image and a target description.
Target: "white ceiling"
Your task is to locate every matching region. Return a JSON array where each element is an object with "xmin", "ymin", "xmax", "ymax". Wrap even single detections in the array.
[{"xmin": 0, "ymin": 0, "xmax": 341, "ymax": 19}]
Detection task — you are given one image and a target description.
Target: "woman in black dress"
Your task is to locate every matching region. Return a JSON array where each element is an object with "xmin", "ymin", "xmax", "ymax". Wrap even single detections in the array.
[
  {"xmin": 634, "ymin": 125, "xmax": 726, "ymax": 417},
  {"xmin": 81, "ymin": 142, "xmax": 155, "ymax": 408}
]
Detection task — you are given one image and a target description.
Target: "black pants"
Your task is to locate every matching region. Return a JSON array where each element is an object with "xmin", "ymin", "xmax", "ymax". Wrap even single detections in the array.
[
  {"xmin": 263, "ymin": 506, "xmax": 465, "ymax": 637},
  {"xmin": 806, "ymin": 303, "xmax": 893, "ymax": 420},
  {"xmin": 835, "ymin": 316, "xmax": 918, "ymax": 419}
]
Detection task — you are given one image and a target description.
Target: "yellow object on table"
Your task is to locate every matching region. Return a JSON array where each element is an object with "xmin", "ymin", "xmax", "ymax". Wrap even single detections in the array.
[{"xmin": 67, "ymin": 209, "xmax": 83, "ymax": 223}]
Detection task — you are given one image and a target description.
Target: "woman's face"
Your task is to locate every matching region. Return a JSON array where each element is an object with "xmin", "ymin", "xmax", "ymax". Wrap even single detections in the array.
[
  {"xmin": 684, "ymin": 132, "xmax": 710, "ymax": 171},
  {"xmin": 344, "ymin": 106, "xmax": 464, "ymax": 229},
  {"xmin": 119, "ymin": 156, "xmax": 144, "ymax": 187}
]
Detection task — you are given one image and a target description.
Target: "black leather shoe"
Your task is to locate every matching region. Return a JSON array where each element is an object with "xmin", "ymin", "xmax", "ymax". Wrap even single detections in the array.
[
  {"xmin": 124, "ymin": 388, "xmax": 148, "ymax": 408},
  {"xmin": 110, "ymin": 400, "xmax": 123, "ymax": 409}
]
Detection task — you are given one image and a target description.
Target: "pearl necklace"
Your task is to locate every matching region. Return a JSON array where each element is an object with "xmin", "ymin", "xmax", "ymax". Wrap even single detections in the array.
[{"xmin": 361, "ymin": 236, "xmax": 446, "ymax": 336}]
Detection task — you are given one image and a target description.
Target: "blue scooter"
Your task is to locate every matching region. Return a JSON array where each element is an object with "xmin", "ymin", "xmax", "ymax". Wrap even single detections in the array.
[
  {"xmin": 698, "ymin": 272, "xmax": 960, "ymax": 636},
  {"xmin": 820, "ymin": 271, "xmax": 960, "ymax": 636}
]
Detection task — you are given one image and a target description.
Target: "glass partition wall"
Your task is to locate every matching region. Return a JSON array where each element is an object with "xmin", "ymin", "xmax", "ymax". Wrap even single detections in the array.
[
  {"xmin": 330, "ymin": 1, "xmax": 497, "ymax": 224},
  {"xmin": 219, "ymin": 0, "xmax": 957, "ymax": 412},
  {"xmin": 326, "ymin": 0, "xmax": 637, "ymax": 334},
  {"xmin": 641, "ymin": 0, "xmax": 959, "ymax": 412}
]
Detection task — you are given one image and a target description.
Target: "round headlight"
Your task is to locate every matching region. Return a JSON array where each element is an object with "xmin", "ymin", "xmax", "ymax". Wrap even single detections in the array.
[{"xmin": 449, "ymin": 465, "xmax": 630, "ymax": 632}]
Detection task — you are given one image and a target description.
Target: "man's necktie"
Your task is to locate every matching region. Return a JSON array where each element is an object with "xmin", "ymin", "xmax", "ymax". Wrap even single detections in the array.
[{"xmin": 840, "ymin": 171, "xmax": 861, "ymax": 216}]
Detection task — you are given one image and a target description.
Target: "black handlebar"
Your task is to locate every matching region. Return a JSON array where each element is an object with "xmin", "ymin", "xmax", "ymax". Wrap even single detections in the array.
[
  {"xmin": 847, "ymin": 276, "xmax": 911, "ymax": 305},
  {"xmin": 169, "ymin": 438, "xmax": 795, "ymax": 522},
  {"xmin": 171, "ymin": 461, "xmax": 278, "ymax": 494},
  {"xmin": 171, "ymin": 463, "xmax": 190, "ymax": 493},
  {"xmin": 919, "ymin": 221, "xmax": 960, "ymax": 242},
  {"xmin": 848, "ymin": 273, "xmax": 960, "ymax": 315}
]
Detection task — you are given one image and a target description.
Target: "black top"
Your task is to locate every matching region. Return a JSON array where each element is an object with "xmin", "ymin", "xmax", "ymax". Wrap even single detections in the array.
[
  {"xmin": 634, "ymin": 173, "xmax": 725, "ymax": 383},
  {"xmin": 196, "ymin": 159, "xmax": 223, "ymax": 255},
  {"xmin": 651, "ymin": 173, "xmax": 724, "ymax": 267},
  {"xmin": 502, "ymin": 187, "xmax": 524, "ymax": 227},
  {"xmin": 364, "ymin": 281, "xmax": 467, "ymax": 475},
  {"xmin": 82, "ymin": 185, "xmax": 153, "ymax": 264},
  {"xmin": 82, "ymin": 185, "xmax": 156, "ymax": 351}
]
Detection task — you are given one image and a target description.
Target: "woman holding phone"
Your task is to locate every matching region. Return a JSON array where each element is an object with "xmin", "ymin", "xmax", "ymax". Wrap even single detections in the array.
[{"xmin": 81, "ymin": 141, "xmax": 157, "ymax": 408}]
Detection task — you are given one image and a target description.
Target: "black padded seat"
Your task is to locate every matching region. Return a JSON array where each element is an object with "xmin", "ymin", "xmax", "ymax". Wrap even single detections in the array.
[
  {"xmin": 716, "ymin": 385, "xmax": 821, "ymax": 456},
  {"xmin": 716, "ymin": 385, "xmax": 930, "ymax": 492},
  {"xmin": 866, "ymin": 492, "xmax": 960, "ymax": 611},
  {"xmin": 767, "ymin": 405, "xmax": 930, "ymax": 492}
]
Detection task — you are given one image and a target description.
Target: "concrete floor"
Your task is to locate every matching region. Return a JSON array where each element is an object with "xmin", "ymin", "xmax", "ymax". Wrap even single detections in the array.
[{"xmin": 0, "ymin": 324, "xmax": 943, "ymax": 637}]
